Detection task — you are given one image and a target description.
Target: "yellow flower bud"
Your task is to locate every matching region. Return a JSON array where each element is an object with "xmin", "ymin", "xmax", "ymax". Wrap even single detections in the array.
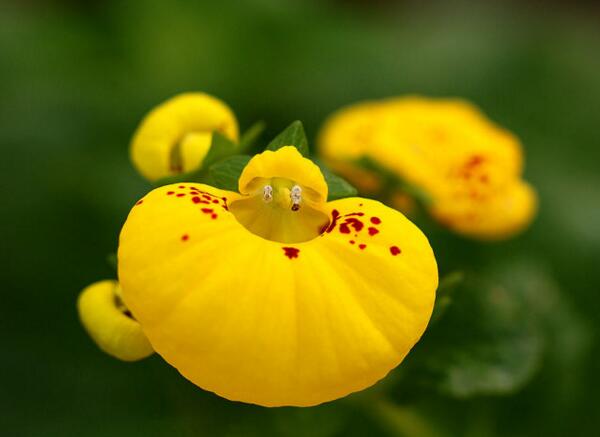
[
  {"xmin": 130, "ymin": 93, "xmax": 239, "ymax": 181},
  {"xmin": 318, "ymin": 97, "xmax": 537, "ymax": 240},
  {"xmin": 77, "ymin": 280, "xmax": 154, "ymax": 361}
]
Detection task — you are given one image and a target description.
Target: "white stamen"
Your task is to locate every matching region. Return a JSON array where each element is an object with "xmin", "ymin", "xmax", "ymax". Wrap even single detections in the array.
[
  {"xmin": 290, "ymin": 185, "xmax": 302, "ymax": 211},
  {"xmin": 263, "ymin": 185, "xmax": 273, "ymax": 202}
]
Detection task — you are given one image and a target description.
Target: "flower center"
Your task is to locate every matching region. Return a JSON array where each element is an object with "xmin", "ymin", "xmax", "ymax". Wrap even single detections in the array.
[
  {"xmin": 230, "ymin": 177, "xmax": 329, "ymax": 243},
  {"xmin": 229, "ymin": 147, "xmax": 331, "ymax": 244}
]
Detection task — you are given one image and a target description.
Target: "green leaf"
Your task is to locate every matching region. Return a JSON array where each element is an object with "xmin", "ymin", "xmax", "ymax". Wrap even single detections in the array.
[
  {"xmin": 407, "ymin": 270, "xmax": 545, "ymax": 398},
  {"xmin": 266, "ymin": 120, "xmax": 309, "ymax": 156},
  {"xmin": 239, "ymin": 121, "xmax": 266, "ymax": 153},
  {"xmin": 203, "ymin": 131, "xmax": 239, "ymax": 167},
  {"xmin": 314, "ymin": 160, "xmax": 358, "ymax": 200},
  {"xmin": 209, "ymin": 155, "xmax": 252, "ymax": 192}
]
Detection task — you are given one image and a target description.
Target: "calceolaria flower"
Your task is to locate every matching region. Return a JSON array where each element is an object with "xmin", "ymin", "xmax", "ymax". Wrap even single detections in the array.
[
  {"xmin": 113, "ymin": 145, "xmax": 437, "ymax": 407},
  {"xmin": 318, "ymin": 97, "xmax": 537, "ymax": 240},
  {"xmin": 131, "ymin": 93, "xmax": 239, "ymax": 181}
]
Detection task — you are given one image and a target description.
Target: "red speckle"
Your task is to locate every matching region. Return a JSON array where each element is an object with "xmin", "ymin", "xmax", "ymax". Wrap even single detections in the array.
[
  {"xmin": 192, "ymin": 196, "xmax": 201, "ymax": 204},
  {"xmin": 167, "ymin": 191, "xmax": 174, "ymax": 195},
  {"xmin": 202, "ymin": 195, "xmax": 212, "ymax": 201},
  {"xmin": 345, "ymin": 218, "xmax": 364, "ymax": 232},
  {"xmin": 325, "ymin": 209, "xmax": 341, "ymax": 233},
  {"xmin": 359, "ymin": 244, "xmax": 367, "ymax": 250},
  {"xmin": 370, "ymin": 217, "xmax": 381, "ymax": 225},
  {"xmin": 135, "ymin": 199, "xmax": 143, "ymax": 206},
  {"xmin": 181, "ymin": 234, "xmax": 189, "ymax": 241},
  {"xmin": 346, "ymin": 212, "xmax": 364, "ymax": 217},
  {"xmin": 282, "ymin": 247, "xmax": 300, "ymax": 259},
  {"xmin": 179, "ymin": 185, "xmax": 186, "ymax": 189},
  {"xmin": 212, "ymin": 199, "xmax": 219, "ymax": 204},
  {"xmin": 176, "ymin": 193, "xmax": 186, "ymax": 197},
  {"xmin": 390, "ymin": 246, "xmax": 401, "ymax": 256},
  {"xmin": 466, "ymin": 155, "xmax": 484, "ymax": 168},
  {"xmin": 211, "ymin": 213, "xmax": 218, "ymax": 219},
  {"xmin": 359, "ymin": 203, "xmax": 363, "ymax": 207},
  {"xmin": 201, "ymin": 208, "xmax": 213, "ymax": 214},
  {"xmin": 368, "ymin": 227, "xmax": 379, "ymax": 236},
  {"xmin": 349, "ymin": 240, "xmax": 355, "ymax": 244},
  {"xmin": 339, "ymin": 223, "xmax": 351, "ymax": 234}
]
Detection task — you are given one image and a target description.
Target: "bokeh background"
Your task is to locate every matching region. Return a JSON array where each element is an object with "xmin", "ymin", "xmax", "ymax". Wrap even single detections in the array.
[{"xmin": 2, "ymin": 0, "xmax": 599, "ymax": 436}]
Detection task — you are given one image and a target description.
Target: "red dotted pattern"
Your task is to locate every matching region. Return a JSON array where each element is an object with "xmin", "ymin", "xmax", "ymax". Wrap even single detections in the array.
[
  {"xmin": 150, "ymin": 185, "xmax": 231, "ymax": 243},
  {"xmin": 319, "ymin": 203, "xmax": 402, "ymax": 257}
]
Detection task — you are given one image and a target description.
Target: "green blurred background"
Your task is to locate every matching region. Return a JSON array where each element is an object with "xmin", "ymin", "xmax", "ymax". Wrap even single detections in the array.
[{"xmin": 2, "ymin": 0, "xmax": 599, "ymax": 436}]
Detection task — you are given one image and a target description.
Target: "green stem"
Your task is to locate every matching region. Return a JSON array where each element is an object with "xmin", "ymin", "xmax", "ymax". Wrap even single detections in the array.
[{"xmin": 367, "ymin": 398, "xmax": 442, "ymax": 437}]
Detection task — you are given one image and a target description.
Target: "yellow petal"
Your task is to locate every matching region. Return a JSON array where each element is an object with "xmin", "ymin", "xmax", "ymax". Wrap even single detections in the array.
[
  {"xmin": 238, "ymin": 146, "xmax": 328, "ymax": 202},
  {"xmin": 118, "ymin": 183, "xmax": 437, "ymax": 406},
  {"xmin": 130, "ymin": 93, "xmax": 239, "ymax": 181},
  {"xmin": 431, "ymin": 179, "xmax": 538, "ymax": 240},
  {"xmin": 231, "ymin": 146, "xmax": 330, "ymax": 243},
  {"xmin": 77, "ymin": 280, "xmax": 154, "ymax": 361},
  {"xmin": 318, "ymin": 96, "xmax": 536, "ymax": 240}
]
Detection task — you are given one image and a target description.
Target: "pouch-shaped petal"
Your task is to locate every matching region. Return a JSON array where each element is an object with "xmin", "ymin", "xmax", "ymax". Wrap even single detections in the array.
[{"xmin": 118, "ymin": 180, "xmax": 437, "ymax": 406}]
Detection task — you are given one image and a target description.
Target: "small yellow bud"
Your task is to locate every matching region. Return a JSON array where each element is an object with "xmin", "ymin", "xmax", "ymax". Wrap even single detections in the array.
[
  {"xmin": 130, "ymin": 93, "xmax": 239, "ymax": 181},
  {"xmin": 77, "ymin": 280, "xmax": 154, "ymax": 361}
]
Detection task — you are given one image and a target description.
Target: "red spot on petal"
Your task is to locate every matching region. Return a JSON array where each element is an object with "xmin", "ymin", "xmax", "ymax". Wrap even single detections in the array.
[
  {"xmin": 370, "ymin": 217, "xmax": 381, "ymax": 225},
  {"xmin": 349, "ymin": 240, "xmax": 355, "ymax": 244},
  {"xmin": 181, "ymin": 234, "xmax": 189, "ymax": 241},
  {"xmin": 176, "ymin": 193, "xmax": 185, "ymax": 197},
  {"xmin": 466, "ymin": 155, "xmax": 484, "ymax": 168},
  {"xmin": 135, "ymin": 199, "xmax": 143, "ymax": 206},
  {"xmin": 167, "ymin": 191, "xmax": 174, "ymax": 195},
  {"xmin": 211, "ymin": 213, "xmax": 218, "ymax": 219},
  {"xmin": 192, "ymin": 196, "xmax": 201, "ymax": 204},
  {"xmin": 390, "ymin": 246, "xmax": 401, "ymax": 256},
  {"xmin": 212, "ymin": 199, "xmax": 219, "ymax": 204},
  {"xmin": 359, "ymin": 244, "xmax": 367, "ymax": 250},
  {"xmin": 368, "ymin": 227, "xmax": 379, "ymax": 236},
  {"xmin": 179, "ymin": 185, "xmax": 186, "ymax": 189},
  {"xmin": 325, "ymin": 209, "xmax": 341, "ymax": 233},
  {"xmin": 282, "ymin": 247, "xmax": 300, "ymax": 259},
  {"xmin": 359, "ymin": 203, "xmax": 363, "ymax": 207},
  {"xmin": 345, "ymin": 218, "xmax": 364, "ymax": 232},
  {"xmin": 339, "ymin": 223, "xmax": 351, "ymax": 234},
  {"xmin": 201, "ymin": 208, "xmax": 213, "ymax": 214}
]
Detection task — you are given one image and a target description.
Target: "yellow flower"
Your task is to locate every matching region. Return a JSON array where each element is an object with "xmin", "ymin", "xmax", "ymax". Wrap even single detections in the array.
[
  {"xmin": 117, "ymin": 146, "xmax": 438, "ymax": 407},
  {"xmin": 130, "ymin": 93, "xmax": 239, "ymax": 181},
  {"xmin": 77, "ymin": 280, "xmax": 154, "ymax": 361},
  {"xmin": 318, "ymin": 97, "xmax": 537, "ymax": 240}
]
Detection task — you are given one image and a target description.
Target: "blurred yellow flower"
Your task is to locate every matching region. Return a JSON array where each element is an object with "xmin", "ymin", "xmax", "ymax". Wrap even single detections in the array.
[
  {"xmin": 318, "ymin": 97, "xmax": 537, "ymax": 240},
  {"xmin": 77, "ymin": 280, "xmax": 154, "ymax": 361},
  {"xmin": 115, "ymin": 146, "xmax": 437, "ymax": 407},
  {"xmin": 130, "ymin": 93, "xmax": 239, "ymax": 181}
]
